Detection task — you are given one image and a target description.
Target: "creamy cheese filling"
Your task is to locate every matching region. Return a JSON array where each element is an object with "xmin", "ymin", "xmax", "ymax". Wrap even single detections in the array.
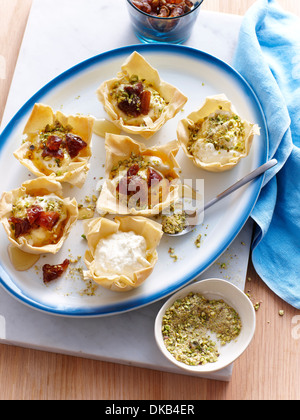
[
  {"xmin": 12, "ymin": 194, "xmax": 66, "ymax": 218},
  {"xmin": 190, "ymin": 141, "xmax": 241, "ymax": 164},
  {"xmin": 93, "ymin": 231, "xmax": 151, "ymax": 277},
  {"xmin": 34, "ymin": 146, "xmax": 72, "ymax": 175},
  {"xmin": 188, "ymin": 110, "xmax": 246, "ymax": 164},
  {"xmin": 12, "ymin": 194, "xmax": 68, "ymax": 247},
  {"xmin": 143, "ymin": 156, "xmax": 170, "ymax": 174},
  {"xmin": 24, "ymin": 133, "xmax": 72, "ymax": 176}
]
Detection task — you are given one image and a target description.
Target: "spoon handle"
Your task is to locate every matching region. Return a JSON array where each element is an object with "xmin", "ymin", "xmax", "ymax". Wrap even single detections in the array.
[{"xmin": 203, "ymin": 159, "xmax": 278, "ymax": 212}]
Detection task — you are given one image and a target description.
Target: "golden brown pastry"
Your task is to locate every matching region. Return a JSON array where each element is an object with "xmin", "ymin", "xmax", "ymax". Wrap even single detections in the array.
[
  {"xmin": 96, "ymin": 133, "xmax": 181, "ymax": 215},
  {"xmin": 97, "ymin": 51, "xmax": 187, "ymax": 139},
  {"xmin": 177, "ymin": 94, "xmax": 260, "ymax": 172},
  {"xmin": 14, "ymin": 103, "xmax": 94, "ymax": 187},
  {"xmin": 83, "ymin": 216, "xmax": 163, "ymax": 292},
  {"xmin": 0, "ymin": 177, "xmax": 78, "ymax": 254}
]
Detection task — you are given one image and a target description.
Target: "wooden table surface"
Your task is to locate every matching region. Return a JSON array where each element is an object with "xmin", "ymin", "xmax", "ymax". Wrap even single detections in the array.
[{"xmin": 0, "ymin": 0, "xmax": 300, "ymax": 401}]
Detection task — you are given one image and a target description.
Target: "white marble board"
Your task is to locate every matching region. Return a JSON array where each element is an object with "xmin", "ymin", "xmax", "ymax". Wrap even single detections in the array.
[{"xmin": 0, "ymin": 0, "xmax": 252, "ymax": 381}]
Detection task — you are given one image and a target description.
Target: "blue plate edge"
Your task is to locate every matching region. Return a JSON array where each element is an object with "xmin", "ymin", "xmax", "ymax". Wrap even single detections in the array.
[{"xmin": 0, "ymin": 43, "xmax": 269, "ymax": 317}]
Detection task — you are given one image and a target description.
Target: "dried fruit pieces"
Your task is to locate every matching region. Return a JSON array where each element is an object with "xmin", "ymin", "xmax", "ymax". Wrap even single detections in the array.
[
  {"xmin": 42, "ymin": 259, "xmax": 69, "ymax": 283},
  {"xmin": 97, "ymin": 52, "xmax": 187, "ymax": 139},
  {"xmin": 14, "ymin": 103, "xmax": 94, "ymax": 188},
  {"xmin": 9, "ymin": 205, "xmax": 60, "ymax": 239},
  {"xmin": 131, "ymin": 0, "xmax": 194, "ymax": 17}
]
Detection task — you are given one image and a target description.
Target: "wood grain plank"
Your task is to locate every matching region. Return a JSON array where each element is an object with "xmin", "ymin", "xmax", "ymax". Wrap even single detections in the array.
[{"xmin": 0, "ymin": 0, "xmax": 32, "ymax": 124}]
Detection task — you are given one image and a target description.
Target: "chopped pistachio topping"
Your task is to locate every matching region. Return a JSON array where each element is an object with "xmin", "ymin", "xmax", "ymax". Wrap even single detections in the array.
[
  {"xmin": 162, "ymin": 212, "xmax": 187, "ymax": 234},
  {"xmin": 187, "ymin": 110, "xmax": 246, "ymax": 155},
  {"xmin": 168, "ymin": 247, "xmax": 178, "ymax": 262},
  {"xmin": 162, "ymin": 292, "xmax": 242, "ymax": 366},
  {"xmin": 194, "ymin": 233, "xmax": 202, "ymax": 248},
  {"xmin": 110, "ymin": 152, "xmax": 145, "ymax": 179}
]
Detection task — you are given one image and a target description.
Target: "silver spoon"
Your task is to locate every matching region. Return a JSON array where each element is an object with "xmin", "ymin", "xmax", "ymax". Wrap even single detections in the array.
[{"xmin": 164, "ymin": 158, "xmax": 278, "ymax": 236}]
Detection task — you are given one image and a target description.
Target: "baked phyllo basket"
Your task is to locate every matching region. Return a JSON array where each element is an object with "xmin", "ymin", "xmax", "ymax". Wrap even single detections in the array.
[
  {"xmin": 97, "ymin": 133, "xmax": 181, "ymax": 215},
  {"xmin": 177, "ymin": 94, "xmax": 260, "ymax": 172},
  {"xmin": 0, "ymin": 177, "xmax": 78, "ymax": 254},
  {"xmin": 97, "ymin": 51, "xmax": 187, "ymax": 139},
  {"xmin": 83, "ymin": 216, "xmax": 163, "ymax": 292},
  {"xmin": 13, "ymin": 103, "xmax": 94, "ymax": 187}
]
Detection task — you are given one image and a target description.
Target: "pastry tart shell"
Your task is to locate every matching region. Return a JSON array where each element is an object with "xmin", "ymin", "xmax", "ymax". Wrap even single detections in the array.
[
  {"xmin": 96, "ymin": 51, "xmax": 187, "ymax": 139},
  {"xmin": 13, "ymin": 103, "xmax": 94, "ymax": 188},
  {"xmin": 96, "ymin": 133, "xmax": 181, "ymax": 216},
  {"xmin": 0, "ymin": 177, "xmax": 78, "ymax": 254},
  {"xmin": 83, "ymin": 216, "xmax": 163, "ymax": 292},
  {"xmin": 177, "ymin": 94, "xmax": 260, "ymax": 172}
]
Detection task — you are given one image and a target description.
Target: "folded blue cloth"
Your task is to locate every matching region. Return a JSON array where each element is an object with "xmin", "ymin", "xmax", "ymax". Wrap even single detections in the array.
[{"xmin": 233, "ymin": 0, "xmax": 300, "ymax": 308}]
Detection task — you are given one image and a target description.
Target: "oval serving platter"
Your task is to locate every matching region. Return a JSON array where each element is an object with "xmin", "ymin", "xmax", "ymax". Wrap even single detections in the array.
[{"xmin": 0, "ymin": 44, "xmax": 268, "ymax": 317}]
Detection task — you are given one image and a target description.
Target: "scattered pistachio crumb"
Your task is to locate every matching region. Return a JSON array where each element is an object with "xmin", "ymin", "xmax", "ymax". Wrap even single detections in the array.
[
  {"xmin": 168, "ymin": 247, "xmax": 178, "ymax": 262},
  {"xmin": 194, "ymin": 233, "xmax": 202, "ymax": 248},
  {"xmin": 69, "ymin": 256, "xmax": 81, "ymax": 264},
  {"xmin": 278, "ymin": 309, "xmax": 285, "ymax": 316},
  {"xmin": 79, "ymin": 279, "xmax": 98, "ymax": 296},
  {"xmin": 254, "ymin": 302, "xmax": 261, "ymax": 311}
]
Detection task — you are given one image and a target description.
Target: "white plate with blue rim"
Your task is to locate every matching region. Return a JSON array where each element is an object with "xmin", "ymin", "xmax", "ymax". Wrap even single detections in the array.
[{"xmin": 0, "ymin": 44, "xmax": 267, "ymax": 317}]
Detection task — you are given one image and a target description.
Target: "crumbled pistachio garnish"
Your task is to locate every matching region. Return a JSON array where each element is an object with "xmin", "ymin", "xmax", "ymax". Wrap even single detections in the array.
[
  {"xmin": 279, "ymin": 310, "xmax": 285, "ymax": 316},
  {"xmin": 187, "ymin": 110, "xmax": 246, "ymax": 155},
  {"xmin": 110, "ymin": 152, "xmax": 145, "ymax": 179},
  {"xmin": 194, "ymin": 233, "xmax": 202, "ymax": 248},
  {"xmin": 79, "ymin": 279, "xmax": 98, "ymax": 296},
  {"xmin": 78, "ymin": 206, "xmax": 94, "ymax": 220},
  {"xmin": 254, "ymin": 302, "xmax": 261, "ymax": 311},
  {"xmin": 162, "ymin": 292, "xmax": 242, "ymax": 366},
  {"xmin": 69, "ymin": 256, "xmax": 81, "ymax": 264},
  {"xmin": 168, "ymin": 247, "xmax": 178, "ymax": 262}
]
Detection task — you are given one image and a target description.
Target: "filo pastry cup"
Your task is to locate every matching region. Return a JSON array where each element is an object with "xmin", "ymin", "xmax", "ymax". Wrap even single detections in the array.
[
  {"xmin": 0, "ymin": 177, "xmax": 78, "ymax": 254},
  {"xmin": 96, "ymin": 51, "xmax": 187, "ymax": 139},
  {"xmin": 177, "ymin": 94, "xmax": 260, "ymax": 172},
  {"xmin": 96, "ymin": 133, "xmax": 181, "ymax": 216},
  {"xmin": 13, "ymin": 103, "xmax": 94, "ymax": 188},
  {"xmin": 83, "ymin": 216, "xmax": 163, "ymax": 292}
]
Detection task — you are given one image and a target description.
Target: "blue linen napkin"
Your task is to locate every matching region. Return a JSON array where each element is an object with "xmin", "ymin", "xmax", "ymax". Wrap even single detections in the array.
[{"xmin": 233, "ymin": 0, "xmax": 300, "ymax": 308}]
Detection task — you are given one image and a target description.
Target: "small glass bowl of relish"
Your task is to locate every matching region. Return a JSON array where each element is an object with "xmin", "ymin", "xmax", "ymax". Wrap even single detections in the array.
[{"xmin": 126, "ymin": 0, "xmax": 204, "ymax": 44}]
